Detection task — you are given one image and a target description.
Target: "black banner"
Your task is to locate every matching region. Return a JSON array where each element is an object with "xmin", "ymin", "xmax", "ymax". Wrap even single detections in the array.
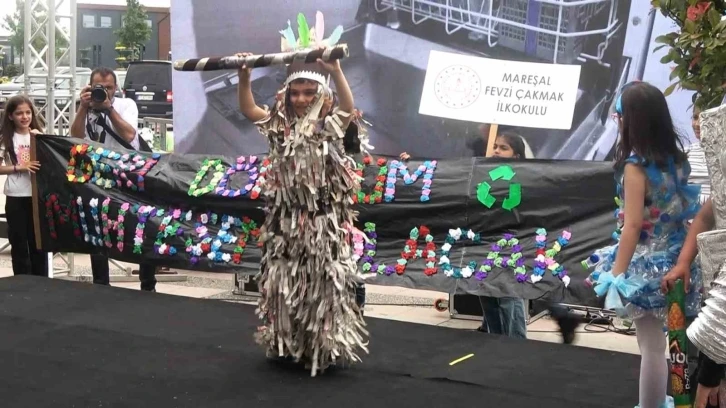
[{"xmin": 35, "ymin": 136, "xmax": 616, "ymax": 306}]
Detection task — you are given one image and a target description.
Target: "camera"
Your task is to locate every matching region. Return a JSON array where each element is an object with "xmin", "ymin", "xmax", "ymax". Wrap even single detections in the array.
[{"xmin": 91, "ymin": 84, "xmax": 107, "ymax": 103}]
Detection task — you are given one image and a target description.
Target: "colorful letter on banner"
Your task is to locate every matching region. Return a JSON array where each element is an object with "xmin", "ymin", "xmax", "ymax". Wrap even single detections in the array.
[
  {"xmin": 384, "ymin": 159, "xmax": 437, "ymax": 202},
  {"xmin": 354, "ymin": 223, "xmax": 438, "ymax": 276},
  {"xmin": 184, "ymin": 213, "xmax": 260, "ymax": 264},
  {"xmin": 207, "ymin": 215, "xmax": 238, "ymax": 263},
  {"xmin": 478, "ymin": 233, "xmax": 526, "ymax": 282},
  {"xmin": 353, "ymin": 157, "xmax": 388, "ymax": 204},
  {"xmin": 188, "ymin": 159, "xmax": 226, "ymax": 197},
  {"xmin": 531, "ymin": 229, "xmax": 572, "ymax": 286},
  {"xmin": 44, "ymin": 194, "xmax": 78, "ymax": 240},
  {"xmin": 66, "ymin": 144, "xmax": 160, "ymax": 192},
  {"xmin": 154, "ymin": 211, "xmax": 184, "ymax": 257},
  {"xmin": 133, "ymin": 205, "xmax": 156, "ymax": 254},
  {"xmin": 189, "ymin": 157, "xmax": 269, "ymax": 199},
  {"xmin": 439, "ymin": 228, "xmax": 483, "ymax": 278},
  {"xmin": 100, "ymin": 198, "xmax": 130, "ymax": 252},
  {"xmin": 76, "ymin": 196, "xmax": 104, "ymax": 246},
  {"xmin": 215, "ymin": 156, "xmax": 260, "ymax": 198}
]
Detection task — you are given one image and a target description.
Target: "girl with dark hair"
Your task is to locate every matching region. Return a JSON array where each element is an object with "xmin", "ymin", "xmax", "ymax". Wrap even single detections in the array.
[
  {"xmin": 491, "ymin": 132, "xmax": 527, "ymax": 159},
  {"xmin": 589, "ymin": 81, "xmax": 703, "ymax": 408},
  {"xmin": 0, "ymin": 95, "xmax": 49, "ymax": 276},
  {"xmin": 477, "ymin": 130, "xmax": 531, "ymax": 339}
]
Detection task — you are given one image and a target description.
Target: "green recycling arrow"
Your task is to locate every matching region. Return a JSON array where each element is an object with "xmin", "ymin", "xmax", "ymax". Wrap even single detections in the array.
[
  {"xmin": 476, "ymin": 182, "xmax": 496, "ymax": 208},
  {"xmin": 476, "ymin": 165, "xmax": 522, "ymax": 211},
  {"xmin": 489, "ymin": 165, "xmax": 516, "ymax": 181}
]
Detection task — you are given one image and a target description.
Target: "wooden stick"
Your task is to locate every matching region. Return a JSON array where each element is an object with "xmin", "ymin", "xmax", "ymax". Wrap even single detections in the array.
[
  {"xmin": 30, "ymin": 135, "xmax": 42, "ymax": 251},
  {"xmin": 173, "ymin": 44, "xmax": 349, "ymax": 72},
  {"xmin": 485, "ymin": 124, "xmax": 499, "ymax": 157}
]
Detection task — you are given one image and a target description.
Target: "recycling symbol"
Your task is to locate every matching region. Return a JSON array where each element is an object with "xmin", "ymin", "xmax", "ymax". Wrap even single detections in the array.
[{"xmin": 476, "ymin": 165, "xmax": 521, "ymax": 211}]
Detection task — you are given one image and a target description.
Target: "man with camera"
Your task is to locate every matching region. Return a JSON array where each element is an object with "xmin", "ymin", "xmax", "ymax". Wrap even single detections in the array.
[{"xmin": 70, "ymin": 67, "xmax": 157, "ymax": 292}]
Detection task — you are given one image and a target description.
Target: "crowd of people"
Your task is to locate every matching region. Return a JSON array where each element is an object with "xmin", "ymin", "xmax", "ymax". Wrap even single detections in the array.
[{"xmin": 0, "ymin": 39, "xmax": 724, "ymax": 407}]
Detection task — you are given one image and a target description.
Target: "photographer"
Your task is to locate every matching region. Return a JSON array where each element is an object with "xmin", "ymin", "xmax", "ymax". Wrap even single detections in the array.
[{"xmin": 70, "ymin": 67, "xmax": 156, "ymax": 292}]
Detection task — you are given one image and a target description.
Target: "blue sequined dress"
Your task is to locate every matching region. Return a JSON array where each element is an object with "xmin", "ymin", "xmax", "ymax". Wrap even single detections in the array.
[{"xmin": 590, "ymin": 155, "xmax": 702, "ymax": 320}]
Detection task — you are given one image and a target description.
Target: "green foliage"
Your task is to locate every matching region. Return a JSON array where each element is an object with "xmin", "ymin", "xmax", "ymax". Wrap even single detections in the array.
[
  {"xmin": 1, "ymin": 0, "xmax": 70, "ymax": 62},
  {"xmin": 114, "ymin": 0, "xmax": 152, "ymax": 64},
  {"xmin": 5, "ymin": 64, "xmax": 21, "ymax": 78},
  {"xmin": 651, "ymin": 0, "xmax": 726, "ymax": 110}
]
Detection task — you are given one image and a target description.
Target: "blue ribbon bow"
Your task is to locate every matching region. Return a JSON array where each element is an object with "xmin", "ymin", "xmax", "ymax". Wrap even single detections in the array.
[{"xmin": 593, "ymin": 272, "xmax": 646, "ymax": 315}]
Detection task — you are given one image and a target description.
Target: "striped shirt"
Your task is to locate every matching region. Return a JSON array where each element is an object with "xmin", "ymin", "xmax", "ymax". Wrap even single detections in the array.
[{"xmin": 686, "ymin": 142, "xmax": 710, "ymax": 203}]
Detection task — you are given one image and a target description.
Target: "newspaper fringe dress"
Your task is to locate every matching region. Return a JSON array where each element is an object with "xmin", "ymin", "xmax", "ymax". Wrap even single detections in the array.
[{"xmin": 252, "ymin": 84, "xmax": 369, "ymax": 376}]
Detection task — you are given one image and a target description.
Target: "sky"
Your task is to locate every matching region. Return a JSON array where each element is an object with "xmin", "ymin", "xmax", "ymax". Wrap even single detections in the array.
[{"xmin": 0, "ymin": 0, "xmax": 171, "ymax": 35}]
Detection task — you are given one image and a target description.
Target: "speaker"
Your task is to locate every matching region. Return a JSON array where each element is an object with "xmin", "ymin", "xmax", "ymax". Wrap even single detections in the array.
[
  {"xmin": 234, "ymin": 273, "xmax": 261, "ymax": 297},
  {"xmin": 451, "ymin": 294, "xmax": 484, "ymax": 318}
]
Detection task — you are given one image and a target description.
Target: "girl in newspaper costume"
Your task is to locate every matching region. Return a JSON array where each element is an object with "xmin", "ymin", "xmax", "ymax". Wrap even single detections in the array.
[{"xmin": 242, "ymin": 12, "xmax": 370, "ymax": 376}]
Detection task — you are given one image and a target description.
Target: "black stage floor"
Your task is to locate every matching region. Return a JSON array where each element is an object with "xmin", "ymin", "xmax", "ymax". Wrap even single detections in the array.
[{"xmin": 0, "ymin": 276, "xmax": 639, "ymax": 407}]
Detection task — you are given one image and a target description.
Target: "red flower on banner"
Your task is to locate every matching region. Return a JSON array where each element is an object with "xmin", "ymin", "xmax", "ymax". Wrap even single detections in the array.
[{"xmin": 394, "ymin": 264, "xmax": 405, "ymax": 274}]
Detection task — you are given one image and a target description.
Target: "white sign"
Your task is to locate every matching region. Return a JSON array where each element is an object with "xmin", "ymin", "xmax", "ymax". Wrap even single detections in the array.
[{"xmin": 419, "ymin": 51, "xmax": 582, "ymax": 130}]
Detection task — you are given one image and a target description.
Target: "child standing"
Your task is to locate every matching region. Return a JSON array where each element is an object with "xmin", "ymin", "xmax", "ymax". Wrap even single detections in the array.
[
  {"xmin": 236, "ymin": 13, "xmax": 368, "ymax": 377},
  {"xmin": 590, "ymin": 82, "xmax": 702, "ymax": 408},
  {"xmin": 0, "ymin": 95, "xmax": 48, "ymax": 276}
]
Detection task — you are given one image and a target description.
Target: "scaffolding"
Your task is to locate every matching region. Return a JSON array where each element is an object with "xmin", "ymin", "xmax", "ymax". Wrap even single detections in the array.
[
  {"xmin": 23, "ymin": 0, "xmax": 81, "ymax": 277},
  {"xmin": 24, "ymin": 0, "xmax": 78, "ymax": 135}
]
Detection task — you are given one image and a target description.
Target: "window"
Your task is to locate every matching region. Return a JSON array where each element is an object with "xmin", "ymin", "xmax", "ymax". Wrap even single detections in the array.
[
  {"xmin": 82, "ymin": 15, "xmax": 96, "ymax": 28},
  {"xmin": 100, "ymin": 16, "xmax": 112, "ymax": 28},
  {"xmin": 145, "ymin": 19, "xmax": 152, "ymax": 28}
]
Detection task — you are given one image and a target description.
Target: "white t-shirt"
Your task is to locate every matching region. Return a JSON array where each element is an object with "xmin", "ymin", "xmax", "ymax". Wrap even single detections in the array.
[
  {"xmin": 84, "ymin": 96, "xmax": 140, "ymax": 151},
  {"xmin": 1, "ymin": 132, "xmax": 32, "ymax": 197}
]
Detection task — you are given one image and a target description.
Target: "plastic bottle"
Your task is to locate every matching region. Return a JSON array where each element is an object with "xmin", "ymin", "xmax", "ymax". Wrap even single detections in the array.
[{"xmin": 582, "ymin": 250, "xmax": 608, "ymax": 287}]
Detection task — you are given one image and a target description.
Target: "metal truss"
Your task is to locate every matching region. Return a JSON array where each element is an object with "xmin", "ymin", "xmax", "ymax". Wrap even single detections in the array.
[
  {"xmin": 24, "ymin": 0, "xmax": 77, "ymax": 135},
  {"xmin": 23, "ymin": 0, "xmax": 77, "ymax": 276}
]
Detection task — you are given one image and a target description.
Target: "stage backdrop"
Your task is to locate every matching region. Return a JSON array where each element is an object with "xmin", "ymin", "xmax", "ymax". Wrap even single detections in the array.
[
  {"xmin": 36, "ymin": 136, "xmax": 616, "ymax": 306},
  {"xmin": 170, "ymin": 0, "xmax": 698, "ymax": 161}
]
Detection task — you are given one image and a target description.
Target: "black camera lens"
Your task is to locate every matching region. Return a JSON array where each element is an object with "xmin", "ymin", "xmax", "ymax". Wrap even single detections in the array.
[{"xmin": 91, "ymin": 85, "xmax": 107, "ymax": 103}]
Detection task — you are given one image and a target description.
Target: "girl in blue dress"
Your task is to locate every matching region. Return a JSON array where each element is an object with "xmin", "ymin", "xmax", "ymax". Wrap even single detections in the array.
[{"xmin": 590, "ymin": 81, "xmax": 702, "ymax": 408}]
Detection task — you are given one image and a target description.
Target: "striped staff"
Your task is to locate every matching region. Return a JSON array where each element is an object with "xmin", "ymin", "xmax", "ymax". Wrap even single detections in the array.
[{"xmin": 173, "ymin": 44, "xmax": 349, "ymax": 72}]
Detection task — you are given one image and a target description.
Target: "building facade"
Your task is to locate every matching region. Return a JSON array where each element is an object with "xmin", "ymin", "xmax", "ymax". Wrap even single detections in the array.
[{"xmin": 76, "ymin": 3, "xmax": 170, "ymax": 69}]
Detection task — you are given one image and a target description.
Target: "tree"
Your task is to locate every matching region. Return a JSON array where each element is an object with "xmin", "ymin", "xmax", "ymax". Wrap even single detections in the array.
[
  {"xmin": 651, "ymin": 0, "xmax": 726, "ymax": 110},
  {"xmin": 1, "ymin": 0, "xmax": 70, "ymax": 67},
  {"xmin": 115, "ymin": 0, "xmax": 152, "ymax": 64}
]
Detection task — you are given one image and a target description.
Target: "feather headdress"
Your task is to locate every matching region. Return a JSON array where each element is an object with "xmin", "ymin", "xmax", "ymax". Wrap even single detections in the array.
[{"xmin": 280, "ymin": 11, "xmax": 344, "ymax": 85}]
